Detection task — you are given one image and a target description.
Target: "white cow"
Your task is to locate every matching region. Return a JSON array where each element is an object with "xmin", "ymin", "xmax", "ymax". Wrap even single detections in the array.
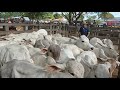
[
  {"xmin": 60, "ymin": 44, "xmax": 84, "ymax": 58},
  {"xmin": 76, "ymin": 52, "xmax": 112, "ymax": 78},
  {"xmin": 76, "ymin": 51, "xmax": 98, "ymax": 77},
  {"xmin": 0, "ymin": 60, "xmax": 74, "ymax": 78},
  {"xmin": 27, "ymin": 46, "xmax": 55, "ymax": 67},
  {"xmin": 90, "ymin": 37, "xmax": 107, "ymax": 48},
  {"xmin": 90, "ymin": 47, "xmax": 110, "ymax": 61},
  {"xmin": 66, "ymin": 60, "xmax": 84, "ymax": 78},
  {"xmin": 0, "ymin": 44, "xmax": 33, "ymax": 67},
  {"xmin": 102, "ymin": 39, "xmax": 114, "ymax": 49},
  {"xmin": 57, "ymin": 47, "xmax": 75, "ymax": 64},
  {"xmin": 76, "ymin": 35, "xmax": 94, "ymax": 51},
  {"xmin": 90, "ymin": 37, "xmax": 119, "ymax": 59},
  {"xmin": 37, "ymin": 29, "xmax": 48, "ymax": 36},
  {"xmin": 88, "ymin": 62, "xmax": 112, "ymax": 78}
]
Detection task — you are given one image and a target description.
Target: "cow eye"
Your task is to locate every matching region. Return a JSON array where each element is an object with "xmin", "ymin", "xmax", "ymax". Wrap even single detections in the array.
[
  {"xmin": 70, "ymin": 73, "xmax": 75, "ymax": 76},
  {"xmin": 49, "ymin": 50, "xmax": 52, "ymax": 52},
  {"xmin": 108, "ymin": 68, "xmax": 111, "ymax": 73},
  {"xmin": 82, "ymin": 41, "xmax": 84, "ymax": 42},
  {"xmin": 94, "ymin": 75, "xmax": 97, "ymax": 78},
  {"xmin": 109, "ymin": 48, "xmax": 111, "ymax": 49}
]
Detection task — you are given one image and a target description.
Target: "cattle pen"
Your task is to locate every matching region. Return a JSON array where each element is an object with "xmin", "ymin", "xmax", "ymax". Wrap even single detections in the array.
[
  {"xmin": 0, "ymin": 23, "xmax": 120, "ymax": 45},
  {"xmin": 0, "ymin": 23, "xmax": 120, "ymax": 49},
  {"xmin": 0, "ymin": 23, "xmax": 120, "ymax": 78}
]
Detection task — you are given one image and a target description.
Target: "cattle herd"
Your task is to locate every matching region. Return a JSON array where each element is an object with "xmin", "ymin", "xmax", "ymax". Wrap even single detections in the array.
[{"xmin": 0, "ymin": 29, "xmax": 119, "ymax": 78}]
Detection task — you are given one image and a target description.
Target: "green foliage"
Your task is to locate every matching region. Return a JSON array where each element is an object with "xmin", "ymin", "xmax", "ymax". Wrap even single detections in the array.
[
  {"xmin": 100, "ymin": 12, "xmax": 114, "ymax": 21},
  {"xmin": 78, "ymin": 14, "xmax": 84, "ymax": 20},
  {"xmin": 53, "ymin": 13, "xmax": 62, "ymax": 19},
  {"xmin": 0, "ymin": 12, "xmax": 26, "ymax": 18},
  {"xmin": 61, "ymin": 12, "xmax": 83, "ymax": 25},
  {"xmin": 0, "ymin": 12, "xmax": 54, "ymax": 20},
  {"xmin": 95, "ymin": 12, "xmax": 114, "ymax": 21},
  {"xmin": 86, "ymin": 15, "xmax": 96, "ymax": 21}
]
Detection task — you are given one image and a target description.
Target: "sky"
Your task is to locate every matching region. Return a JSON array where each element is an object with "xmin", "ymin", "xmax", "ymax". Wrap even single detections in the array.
[
  {"xmin": 57, "ymin": 12, "xmax": 120, "ymax": 17},
  {"xmin": 110, "ymin": 12, "xmax": 120, "ymax": 17},
  {"xmin": 83, "ymin": 12, "xmax": 120, "ymax": 20},
  {"xmin": 56, "ymin": 12, "xmax": 120, "ymax": 20}
]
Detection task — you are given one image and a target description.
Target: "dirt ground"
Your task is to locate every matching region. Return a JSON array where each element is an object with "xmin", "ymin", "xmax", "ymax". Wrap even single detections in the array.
[{"xmin": 112, "ymin": 45, "xmax": 119, "ymax": 78}]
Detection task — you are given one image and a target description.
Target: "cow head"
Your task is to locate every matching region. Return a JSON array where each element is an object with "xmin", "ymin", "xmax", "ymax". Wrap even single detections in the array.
[
  {"xmin": 91, "ymin": 62, "xmax": 112, "ymax": 78},
  {"xmin": 47, "ymin": 44, "xmax": 61, "ymax": 61},
  {"xmin": 102, "ymin": 39, "xmax": 114, "ymax": 50},
  {"xmin": 57, "ymin": 47, "xmax": 75, "ymax": 64},
  {"xmin": 66, "ymin": 60, "xmax": 84, "ymax": 78},
  {"xmin": 103, "ymin": 46, "xmax": 119, "ymax": 59},
  {"xmin": 76, "ymin": 35, "xmax": 94, "ymax": 51}
]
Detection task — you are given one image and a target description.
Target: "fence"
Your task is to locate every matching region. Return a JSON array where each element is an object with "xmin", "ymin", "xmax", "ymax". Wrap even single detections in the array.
[
  {"xmin": 0, "ymin": 23, "xmax": 78, "ymax": 37},
  {"xmin": 0, "ymin": 23, "xmax": 120, "ymax": 50}
]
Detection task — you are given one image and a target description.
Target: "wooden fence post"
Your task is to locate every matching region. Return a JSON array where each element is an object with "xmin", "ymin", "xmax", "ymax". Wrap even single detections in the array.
[
  {"xmin": 5, "ymin": 25, "xmax": 9, "ymax": 31},
  {"xmin": 25, "ymin": 25, "xmax": 28, "ymax": 30},
  {"xmin": 118, "ymin": 32, "xmax": 120, "ymax": 55}
]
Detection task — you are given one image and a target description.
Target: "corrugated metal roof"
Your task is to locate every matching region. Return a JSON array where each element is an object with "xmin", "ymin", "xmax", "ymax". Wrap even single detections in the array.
[{"xmin": 23, "ymin": 17, "xmax": 30, "ymax": 21}]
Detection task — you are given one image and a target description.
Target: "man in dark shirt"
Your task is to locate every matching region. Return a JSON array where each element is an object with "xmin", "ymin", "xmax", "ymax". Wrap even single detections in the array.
[{"xmin": 79, "ymin": 24, "xmax": 90, "ymax": 37}]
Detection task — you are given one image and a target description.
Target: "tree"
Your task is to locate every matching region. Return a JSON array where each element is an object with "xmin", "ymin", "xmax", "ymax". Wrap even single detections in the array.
[
  {"xmin": 0, "ymin": 12, "xmax": 26, "ymax": 19},
  {"xmin": 23, "ymin": 12, "xmax": 42, "ymax": 20},
  {"xmin": 78, "ymin": 14, "xmax": 84, "ymax": 21},
  {"xmin": 100, "ymin": 12, "xmax": 114, "ymax": 21},
  {"xmin": 86, "ymin": 15, "xmax": 96, "ymax": 21},
  {"xmin": 23, "ymin": 12, "xmax": 54, "ymax": 20},
  {"xmin": 95, "ymin": 12, "xmax": 114, "ymax": 21},
  {"xmin": 41, "ymin": 12, "xmax": 54, "ymax": 19},
  {"xmin": 61, "ymin": 12, "xmax": 83, "ymax": 25},
  {"xmin": 53, "ymin": 13, "xmax": 62, "ymax": 19}
]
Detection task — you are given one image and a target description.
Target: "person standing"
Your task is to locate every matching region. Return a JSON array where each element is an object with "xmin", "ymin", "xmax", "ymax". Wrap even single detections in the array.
[{"xmin": 79, "ymin": 24, "xmax": 90, "ymax": 37}]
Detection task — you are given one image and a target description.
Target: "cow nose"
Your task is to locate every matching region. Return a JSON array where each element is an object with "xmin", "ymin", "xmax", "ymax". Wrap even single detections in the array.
[{"xmin": 91, "ymin": 47, "xmax": 94, "ymax": 50}]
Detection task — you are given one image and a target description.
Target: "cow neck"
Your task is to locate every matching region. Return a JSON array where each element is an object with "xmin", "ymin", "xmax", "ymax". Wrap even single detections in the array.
[{"xmin": 81, "ymin": 60, "xmax": 96, "ymax": 78}]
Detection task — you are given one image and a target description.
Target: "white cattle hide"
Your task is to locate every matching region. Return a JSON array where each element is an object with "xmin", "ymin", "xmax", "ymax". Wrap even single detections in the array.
[
  {"xmin": 0, "ymin": 44, "xmax": 33, "ymax": 67},
  {"xmin": 66, "ymin": 60, "xmax": 84, "ymax": 78},
  {"xmin": 76, "ymin": 51, "xmax": 98, "ymax": 77},
  {"xmin": 60, "ymin": 44, "xmax": 84, "ymax": 58},
  {"xmin": 76, "ymin": 35, "xmax": 94, "ymax": 51},
  {"xmin": 37, "ymin": 29, "xmax": 48, "ymax": 36},
  {"xmin": 102, "ymin": 39, "xmax": 114, "ymax": 49},
  {"xmin": 90, "ymin": 37, "xmax": 119, "ymax": 59},
  {"xmin": 57, "ymin": 48, "xmax": 75, "ymax": 64},
  {"xmin": 88, "ymin": 62, "xmax": 112, "ymax": 78},
  {"xmin": 0, "ymin": 60, "xmax": 74, "ymax": 78},
  {"xmin": 90, "ymin": 37, "xmax": 107, "ymax": 48},
  {"xmin": 90, "ymin": 48, "xmax": 110, "ymax": 61}
]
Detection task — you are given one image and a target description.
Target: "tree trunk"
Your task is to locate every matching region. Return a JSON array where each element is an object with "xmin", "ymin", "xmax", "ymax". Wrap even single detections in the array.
[
  {"xmin": 74, "ymin": 12, "xmax": 83, "ymax": 26},
  {"xmin": 69, "ymin": 12, "xmax": 73, "ymax": 25}
]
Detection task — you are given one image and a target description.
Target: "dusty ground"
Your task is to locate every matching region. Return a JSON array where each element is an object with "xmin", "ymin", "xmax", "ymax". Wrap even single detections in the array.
[
  {"xmin": 112, "ymin": 68, "xmax": 118, "ymax": 78},
  {"xmin": 112, "ymin": 45, "xmax": 119, "ymax": 78}
]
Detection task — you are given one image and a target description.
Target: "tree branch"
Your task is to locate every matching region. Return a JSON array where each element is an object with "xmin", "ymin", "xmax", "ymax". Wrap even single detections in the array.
[
  {"xmin": 62, "ymin": 12, "xmax": 69, "ymax": 20},
  {"xmin": 76, "ymin": 12, "xmax": 83, "ymax": 21}
]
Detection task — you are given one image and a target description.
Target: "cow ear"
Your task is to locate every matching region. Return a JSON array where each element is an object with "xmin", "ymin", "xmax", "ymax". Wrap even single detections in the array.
[
  {"xmin": 41, "ymin": 48, "xmax": 48, "ymax": 54},
  {"xmin": 92, "ymin": 65, "xmax": 97, "ymax": 70},
  {"xmin": 47, "ymin": 65, "xmax": 62, "ymax": 72},
  {"xmin": 105, "ymin": 62, "xmax": 111, "ymax": 69}
]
